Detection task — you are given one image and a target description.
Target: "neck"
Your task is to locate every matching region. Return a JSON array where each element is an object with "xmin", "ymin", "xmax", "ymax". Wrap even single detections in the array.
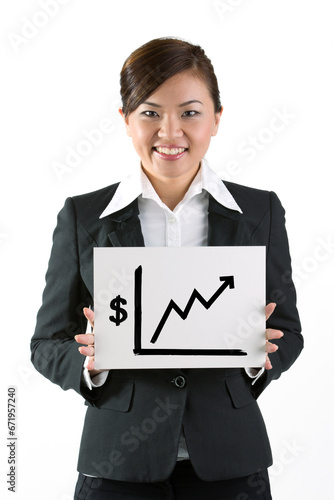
[{"xmin": 142, "ymin": 164, "xmax": 201, "ymax": 211}]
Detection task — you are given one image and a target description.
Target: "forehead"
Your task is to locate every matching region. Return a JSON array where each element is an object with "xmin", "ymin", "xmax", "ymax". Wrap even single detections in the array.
[{"xmin": 144, "ymin": 71, "xmax": 213, "ymax": 105}]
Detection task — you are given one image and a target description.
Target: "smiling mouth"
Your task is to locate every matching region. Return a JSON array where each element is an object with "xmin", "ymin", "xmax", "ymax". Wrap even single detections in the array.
[{"xmin": 153, "ymin": 147, "xmax": 188, "ymax": 156}]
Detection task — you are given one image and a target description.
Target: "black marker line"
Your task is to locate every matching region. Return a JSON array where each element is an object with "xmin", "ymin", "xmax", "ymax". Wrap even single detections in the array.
[
  {"xmin": 135, "ymin": 348, "xmax": 247, "ymax": 356},
  {"xmin": 133, "ymin": 265, "xmax": 142, "ymax": 354},
  {"xmin": 150, "ymin": 276, "xmax": 235, "ymax": 344}
]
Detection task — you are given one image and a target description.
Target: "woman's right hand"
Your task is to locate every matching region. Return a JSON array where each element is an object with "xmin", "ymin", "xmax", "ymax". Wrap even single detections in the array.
[{"xmin": 75, "ymin": 308, "xmax": 105, "ymax": 377}]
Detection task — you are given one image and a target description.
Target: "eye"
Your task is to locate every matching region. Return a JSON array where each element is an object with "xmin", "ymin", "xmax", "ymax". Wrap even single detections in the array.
[
  {"xmin": 141, "ymin": 110, "xmax": 159, "ymax": 118},
  {"xmin": 182, "ymin": 110, "xmax": 200, "ymax": 117}
]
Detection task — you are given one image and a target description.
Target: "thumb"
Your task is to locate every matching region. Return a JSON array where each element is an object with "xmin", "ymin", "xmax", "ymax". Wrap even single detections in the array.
[
  {"xmin": 83, "ymin": 307, "xmax": 95, "ymax": 328},
  {"xmin": 265, "ymin": 302, "xmax": 276, "ymax": 321}
]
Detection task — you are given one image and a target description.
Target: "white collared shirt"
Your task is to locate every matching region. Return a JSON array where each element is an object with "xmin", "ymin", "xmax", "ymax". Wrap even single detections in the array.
[{"xmin": 99, "ymin": 159, "xmax": 242, "ymax": 248}]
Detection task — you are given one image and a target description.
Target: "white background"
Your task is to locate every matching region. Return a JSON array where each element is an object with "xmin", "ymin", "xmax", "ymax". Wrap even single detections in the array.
[{"xmin": 1, "ymin": 1, "xmax": 333, "ymax": 498}]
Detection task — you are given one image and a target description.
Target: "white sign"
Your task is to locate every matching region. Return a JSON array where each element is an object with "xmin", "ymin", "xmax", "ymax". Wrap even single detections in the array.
[{"xmin": 94, "ymin": 247, "xmax": 266, "ymax": 369}]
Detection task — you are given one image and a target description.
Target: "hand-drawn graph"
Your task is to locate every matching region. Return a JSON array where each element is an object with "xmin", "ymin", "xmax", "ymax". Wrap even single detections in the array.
[
  {"xmin": 133, "ymin": 266, "xmax": 247, "ymax": 356},
  {"xmin": 94, "ymin": 247, "xmax": 266, "ymax": 369}
]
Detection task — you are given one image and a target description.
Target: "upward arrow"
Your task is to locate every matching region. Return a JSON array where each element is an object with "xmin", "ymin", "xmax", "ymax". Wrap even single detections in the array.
[{"xmin": 150, "ymin": 276, "xmax": 235, "ymax": 344}]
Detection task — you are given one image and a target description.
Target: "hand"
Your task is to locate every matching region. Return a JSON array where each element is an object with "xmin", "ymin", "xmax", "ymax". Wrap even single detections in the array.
[
  {"xmin": 265, "ymin": 303, "xmax": 284, "ymax": 370},
  {"xmin": 75, "ymin": 308, "xmax": 106, "ymax": 377}
]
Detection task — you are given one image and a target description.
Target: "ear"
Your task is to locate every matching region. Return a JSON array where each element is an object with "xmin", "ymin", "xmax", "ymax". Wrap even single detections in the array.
[
  {"xmin": 119, "ymin": 107, "xmax": 132, "ymax": 137},
  {"xmin": 211, "ymin": 106, "xmax": 223, "ymax": 137}
]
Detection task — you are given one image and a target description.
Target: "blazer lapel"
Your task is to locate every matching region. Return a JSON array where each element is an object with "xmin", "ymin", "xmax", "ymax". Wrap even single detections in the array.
[
  {"xmin": 207, "ymin": 195, "xmax": 244, "ymax": 246},
  {"xmin": 104, "ymin": 194, "xmax": 244, "ymax": 248},
  {"xmin": 106, "ymin": 199, "xmax": 145, "ymax": 247}
]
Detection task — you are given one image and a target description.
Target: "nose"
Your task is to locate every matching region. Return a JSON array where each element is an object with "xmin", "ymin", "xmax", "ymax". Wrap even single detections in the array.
[{"xmin": 158, "ymin": 115, "xmax": 183, "ymax": 139}]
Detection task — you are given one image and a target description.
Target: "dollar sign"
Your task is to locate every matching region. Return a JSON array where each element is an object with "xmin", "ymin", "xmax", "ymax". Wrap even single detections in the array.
[{"xmin": 109, "ymin": 295, "xmax": 128, "ymax": 326}]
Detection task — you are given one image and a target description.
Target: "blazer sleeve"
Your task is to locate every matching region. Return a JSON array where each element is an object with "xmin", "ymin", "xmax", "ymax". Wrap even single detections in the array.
[
  {"xmin": 252, "ymin": 191, "xmax": 303, "ymax": 397},
  {"xmin": 30, "ymin": 198, "xmax": 102, "ymax": 404}
]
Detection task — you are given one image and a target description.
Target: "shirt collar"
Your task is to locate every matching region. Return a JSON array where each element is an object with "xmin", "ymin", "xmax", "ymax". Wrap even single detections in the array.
[
  {"xmin": 99, "ymin": 159, "xmax": 242, "ymax": 219},
  {"xmin": 201, "ymin": 159, "xmax": 242, "ymax": 213}
]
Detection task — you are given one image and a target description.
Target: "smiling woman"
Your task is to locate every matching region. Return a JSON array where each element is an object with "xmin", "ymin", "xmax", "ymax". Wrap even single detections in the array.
[
  {"xmin": 31, "ymin": 37, "xmax": 303, "ymax": 500},
  {"xmin": 120, "ymin": 71, "xmax": 222, "ymax": 209},
  {"xmin": 119, "ymin": 38, "xmax": 223, "ymax": 210}
]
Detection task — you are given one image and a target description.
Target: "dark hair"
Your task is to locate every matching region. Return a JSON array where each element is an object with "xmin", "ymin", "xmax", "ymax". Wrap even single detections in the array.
[{"xmin": 120, "ymin": 37, "xmax": 222, "ymax": 116}]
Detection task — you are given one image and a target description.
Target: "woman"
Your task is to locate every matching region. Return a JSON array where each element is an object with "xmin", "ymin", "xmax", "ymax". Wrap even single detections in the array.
[{"xmin": 31, "ymin": 37, "xmax": 303, "ymax": 499}]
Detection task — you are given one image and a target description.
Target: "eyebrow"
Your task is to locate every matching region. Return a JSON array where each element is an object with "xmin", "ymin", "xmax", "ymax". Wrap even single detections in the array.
[{"xmin": 142, "ymin": 100, "xmax": 204, "ymax": 108}]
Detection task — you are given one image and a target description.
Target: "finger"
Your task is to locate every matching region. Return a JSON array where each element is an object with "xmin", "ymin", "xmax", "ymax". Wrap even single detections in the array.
[
  {"xmin": 266, "ymin": 328, "xmax": 284, "ymax": 341},
  {"xmin": 78, "ymin": 345, "xmax": 95, "ymax": 357},
  {"xmin": 265, "ymin": 341, "xmax": 279, "ymax": 354},
  {"xmin": 83, "ymin": 307, "xmax": 95, "ymax": 328},
  {"xmin": 265, "ymin": 302, "xmax": 276, "ymax": 321},
  {"xmin": 265, "ymin": 353, "xmax": 272, "ymax": 370},
  {"xmin": 86, "ymin": 356, "xmax": 95, "ymax": 371},
  {"xmin": 75, "ymin": 333, "xmax": 95, "ymax": 346}
]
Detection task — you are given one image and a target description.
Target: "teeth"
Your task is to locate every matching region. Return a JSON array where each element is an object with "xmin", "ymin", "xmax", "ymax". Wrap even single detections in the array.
[{"xmin": 155, "ymin": 147, "xmax": 186, "ymax": 155}]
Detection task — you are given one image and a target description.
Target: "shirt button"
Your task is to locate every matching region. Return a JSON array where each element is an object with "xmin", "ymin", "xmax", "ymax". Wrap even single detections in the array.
[
  {"xmin": 173, "ymin": 376, "xmax": 186, "ymax": 389},
  {"xmin": 168, "ymin": 217, "xmax": 176, "ymax": 224}
]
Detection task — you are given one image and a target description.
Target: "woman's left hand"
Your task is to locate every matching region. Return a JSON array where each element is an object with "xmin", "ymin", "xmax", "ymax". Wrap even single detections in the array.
[{"xmin": 265, "ymin": 303, "xmax": 284, "ymax": 370}]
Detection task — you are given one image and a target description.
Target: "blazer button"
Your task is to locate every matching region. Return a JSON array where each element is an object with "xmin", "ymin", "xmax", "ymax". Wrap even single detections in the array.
[{"xmin": 173, "ymin": 376, "xmax": 186, "ymax": 388}]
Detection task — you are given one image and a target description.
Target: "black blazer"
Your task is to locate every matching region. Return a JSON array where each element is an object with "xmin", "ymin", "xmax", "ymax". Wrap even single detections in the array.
[{"xmin": 31, "ymin": 180, "xmax": 303, "ymax": 482}]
